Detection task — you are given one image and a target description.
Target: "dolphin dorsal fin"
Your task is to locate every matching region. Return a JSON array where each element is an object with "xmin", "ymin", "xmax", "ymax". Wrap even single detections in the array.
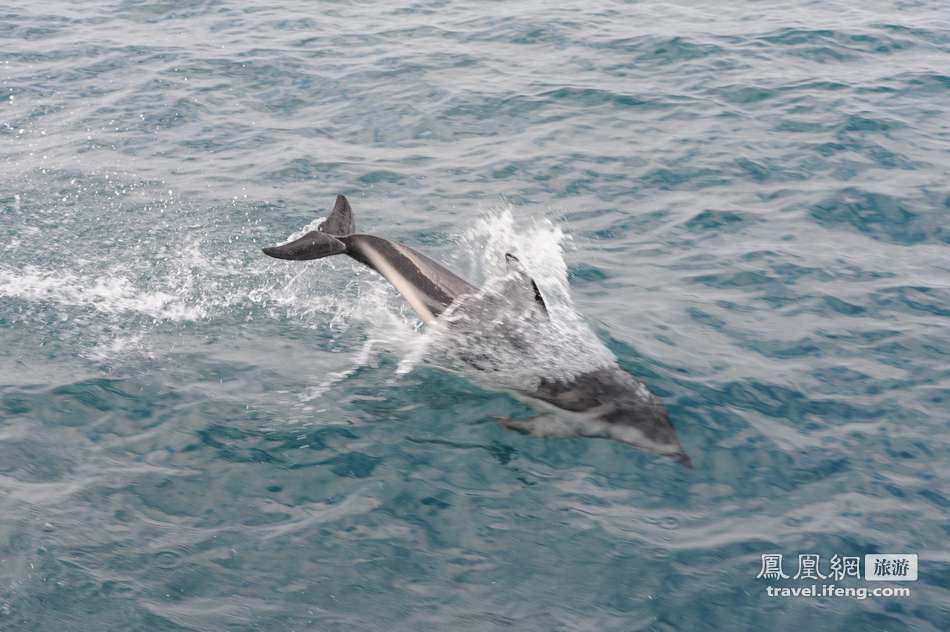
[{"xmin": 504, "ymin": 253, "xmax": 549, "ymax": 318}]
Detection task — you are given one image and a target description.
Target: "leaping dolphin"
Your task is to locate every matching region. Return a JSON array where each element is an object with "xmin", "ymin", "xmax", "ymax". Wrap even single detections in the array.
[{"xmin": 263, "ymin": 195, "xmax": 691, "ymax": 467}]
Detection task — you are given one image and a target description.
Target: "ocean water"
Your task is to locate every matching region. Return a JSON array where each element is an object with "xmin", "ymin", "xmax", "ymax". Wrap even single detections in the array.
[{"xmin": 1, "ymin": 0, "xmax": 949, "ymax": 629}]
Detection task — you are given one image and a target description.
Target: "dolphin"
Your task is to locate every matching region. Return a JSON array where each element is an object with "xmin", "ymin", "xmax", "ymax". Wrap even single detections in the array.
[{"xmin": 263, "ymin": 195, "xmax": 691, "ymax": 466}]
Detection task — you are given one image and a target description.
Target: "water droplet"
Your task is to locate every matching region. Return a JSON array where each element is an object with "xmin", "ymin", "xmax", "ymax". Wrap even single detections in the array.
[
  {"xmin": 660, "ymin": 516, "xmax": 679, "ymax": 530},
  {"xmin": 154, "ymin": 550, "xmax": 181, "ymax": 569}
]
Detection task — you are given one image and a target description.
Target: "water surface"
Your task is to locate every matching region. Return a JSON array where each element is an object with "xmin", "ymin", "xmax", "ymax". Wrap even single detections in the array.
[{"xmin": 1, "ymin": 1, "xmax": 949, "ymax": 630}]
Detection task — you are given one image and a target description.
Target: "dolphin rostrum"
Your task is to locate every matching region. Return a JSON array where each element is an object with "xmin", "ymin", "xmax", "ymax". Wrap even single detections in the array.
[{"xmin": 263, "ymin": 195, "xmax": 691, "ymax": 466}]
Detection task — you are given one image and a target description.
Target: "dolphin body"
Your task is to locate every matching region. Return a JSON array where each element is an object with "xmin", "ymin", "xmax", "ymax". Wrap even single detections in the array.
[{"xmin": 263, "ymin": 195, "xmax": 690, "ymax": 466}]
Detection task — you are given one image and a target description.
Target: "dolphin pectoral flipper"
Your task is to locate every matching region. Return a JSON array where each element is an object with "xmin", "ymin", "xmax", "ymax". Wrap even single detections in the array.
[
  {"xmin": 497, "ymin": 414, "xmax": 576, "ymax": 438},
  {"xmin": 500, "ymin": 412, "xmax": 692, "ymax": 467}
]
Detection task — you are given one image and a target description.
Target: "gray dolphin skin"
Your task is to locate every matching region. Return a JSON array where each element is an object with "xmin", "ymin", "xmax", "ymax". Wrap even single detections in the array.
[{"xmin": 263, "ymin": 195, "xmax": 691, "ymax": 467}]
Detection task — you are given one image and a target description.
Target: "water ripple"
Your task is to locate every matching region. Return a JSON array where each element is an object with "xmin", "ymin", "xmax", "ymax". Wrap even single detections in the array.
[{"xmin": 1, "ymin": 1, "xmax": 949, "ymax": 630}]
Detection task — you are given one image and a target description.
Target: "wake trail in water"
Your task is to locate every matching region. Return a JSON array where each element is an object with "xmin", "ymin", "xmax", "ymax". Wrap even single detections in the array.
[{"xmin": 0, "ymin": 202, "xmax": 617, "ymax": 394}]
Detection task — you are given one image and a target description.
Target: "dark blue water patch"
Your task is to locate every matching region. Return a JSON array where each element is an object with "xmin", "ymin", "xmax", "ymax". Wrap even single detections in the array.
[
  {"xmin": 0, "ymin": 15, "xmax": 70, "ymax": 42},
  {"xmin": 717, "ymin": 379, "xmax": 876, "ymax": 425},
  {"xmin": 774, "ymin": 118, "xmax": 837, "ymax": 135},
  {"xmin": 268, "ymin": 17, "xmax": 320, "ymax": 32},
  {"xmin": 47, "ymin": 380, "xmax": 121, "ymax": 414},
  {"xmin": 745, "ymin": 337, "xmax": 826, "ymax": 361},
  {"xmin": 148, "ymin": 97, "xmax": 209, "ymax": 130},
  {"xmin": 322, "ymin": 452, "xmax": 382, "ymax": 478},
  {"xmin": 739, "ymin": 251, "xmax": 896, "ymax": 285},
  {"xmin": 595, "ymin": 34, "xmax": 728, "ymax": 68},
  {"xmin": 435, "ymin": 92, "xmax": 551, "ymax": 134},
  {"xmin": 770, "ymin": 43, "xmax": 858, "ymax": 64},
  {"xmin": 683, "ymin": 209, "xmax": 758, "ymax": 233},
  {"xmin": 357, "ymin": 169, "xmax": 414, "ymax": 186},
  {"xmin": 1, "ymin": 392, "xmax": 32, "ymax": 415},
  {"xmin": 815, "ymin": 295, "xmax": 867, "ymax": 316},
  {"xmin": 834, "ymin": 334, "xmax": 950, "ymax": 387},
  {"xmin": 732, "ymin": 156, "xmax": 774, "ymax": 182},
  {"xmin": 6, "ymin": 379, "xmax": 180, "ymax": 429},
  {"xmin": 808, "ymin": 188, "xmax": 946, "ymax": 245},
  {"xmin": 567, "ymin": 262, "xmax": 608, "ymax": 286},
  {"xmin": 754, "ymin": 27, "xmax": 920, "ymax": 61},
  {"xmin": 602, "ymin": 332, "xmax": 674, "ymax": 387},
  {"xmin": 451, "ymin": 16, "xmax": 577, "ymax": 49},
  {"xmin": 538, "ymin": 87, "xmax": 669, "ymax": 111},
  {"xmin": 899, "ymin": 71, "xmax": 950, "ymax": 95},
  {"xmin": 640, "ymin": 165, "xmax": 732, "ymax": 192},
  {"xmin": 870, "ymin": 286, "xmax": 950, "ymax": 318},
  {"xmin": 275, "ymin": 427, "xmax": 360, "ymax": 456},
  {"xmin": 264, "ymin": 158, "xmax": 349, "ymax": 183},
  {"xmin": 767, "ymin": 262, "xmax": 838, "ymax": 286},
  {"xmin": 687, "ymin": 270, "xmax": 774, "ymax": 291},
  {"xmin": 191, "ymin": 424, "xmax": 287, "ymax": 464},
  {"xmin": 687, "ymin": 306, "xmax": 869, "ymax": 364},
  {"xmin": 4, "ymin": 559, "xmax": 141, "ymax": 630},
  {"xmin": 838, "ymin": 112, "xmax": 904, "ymax": 136},
  {"xmin": 876, "ymin": 22, "xmax": 950, "ymax": 46},
  {"xmin": 718, "ymin": 85, "xmax": 777, "ymax": 106},
  {"xmin": 0, "ymin": 435, "xmax": 79, "ymax": 482},
  {"xmin": 114, "ymin": 0, "xmax": 221, "ymax": 25},
  {"xmin": 862, "ymin": 142, "xmax": 928, "ymax": 171}
]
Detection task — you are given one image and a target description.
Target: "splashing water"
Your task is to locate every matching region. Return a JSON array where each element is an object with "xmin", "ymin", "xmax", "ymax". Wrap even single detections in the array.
[
  {"xmin": 397, "ymin": 205, "xmax": 618, "ymax": 390},
  {"xmin": 0, "ymin": 265, "xmax": 207, "ymax": 322},
  {"xmin": 1, "ymin": 197, "xmax": 615, "ymax": 400},
  {"xmin": 256, "ymin": 203, "xmax": 621, "ymax": 396}
]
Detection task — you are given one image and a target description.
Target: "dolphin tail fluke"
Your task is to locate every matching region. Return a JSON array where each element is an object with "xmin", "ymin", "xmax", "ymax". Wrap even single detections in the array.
[
  {"xmin": 320, "ymin": 194, "xmax": 355, "ymax": 236},
  {"xmin": 262, "ymin": 195, "xmax": 354, "ymax": 260},
  {"xmin": 262, "ymin": 230, "xmax": 346, "ymax": 260}
]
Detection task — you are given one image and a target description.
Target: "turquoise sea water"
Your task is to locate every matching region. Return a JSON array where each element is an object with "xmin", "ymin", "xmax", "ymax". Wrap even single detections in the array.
[{"xmin": 2, "ymin": 1, "xmax": 949, "ymax": 630}]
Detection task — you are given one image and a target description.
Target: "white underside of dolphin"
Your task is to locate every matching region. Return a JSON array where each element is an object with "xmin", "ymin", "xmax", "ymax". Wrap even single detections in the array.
[{"xmin": 359, "ymin": 241, "xmax": 437, "ymax": 323}]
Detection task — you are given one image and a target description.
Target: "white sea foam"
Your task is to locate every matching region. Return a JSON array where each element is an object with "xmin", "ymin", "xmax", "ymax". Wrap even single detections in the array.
[
  {"xmin": 0, "ymin": 204, "xmax": 615, "ymax": 385},
  {"xmin": 0, "ymin": 265, "xmax": 207, "ymax": 321}
]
